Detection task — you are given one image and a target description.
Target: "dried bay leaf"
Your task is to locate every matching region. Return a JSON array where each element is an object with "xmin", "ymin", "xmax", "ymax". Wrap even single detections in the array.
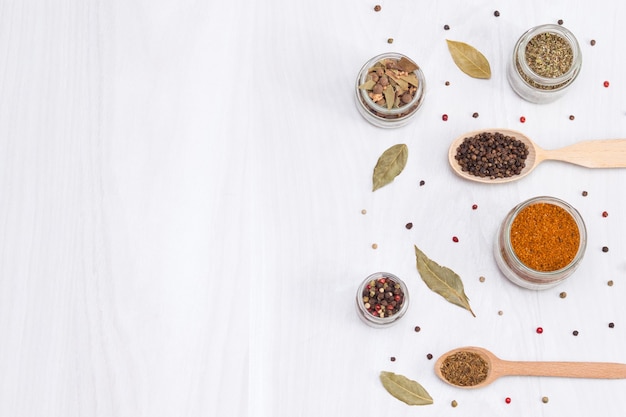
[
  {"xmin": 397, "ymin": 57, "xmax": 419, "ymax": 72},
  {"xmin": 380, "ymin": 371, "xmax": 434, "ymax": 406},
  {"xmin": 372, "ymin": 144, "xmax": 408, "ymax": 191},
  {"xmin": 358, "ymin": 79, "xmax": 376, "ymax": 90},
  {"xmin": 446, "ymin": 39, "xmax": 491, "ymax": 79},
  {"xmin": 383, "ymin": 85, "xmax": 395, "ymax": 110},
  {"xmin": 414, "ymin": 245, "xmax": 476, "ymax": 317}
]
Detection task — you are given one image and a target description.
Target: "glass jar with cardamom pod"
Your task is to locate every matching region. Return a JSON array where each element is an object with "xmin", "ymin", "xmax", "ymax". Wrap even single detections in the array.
[
  {"xmin": 494, "ymin": 196, "xmax": 587, "ymax": 290},
  {"xmin": 356, "ymin": 272, "xmax": 409, "ymax": 327},
  {"xmin": 355, "ymin": 53, "xmax": 426, "ymax": 128},
  {"xmin": 507, "ymin": 24, "xmax": 582, "ymax": 104}
]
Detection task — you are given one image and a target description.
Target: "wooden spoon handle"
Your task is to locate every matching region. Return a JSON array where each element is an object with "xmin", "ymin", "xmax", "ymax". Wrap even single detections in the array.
[
  {"xmin": 545, "ymin": 139, "xmax": 626, "ymax": 168},
  {"xmin": 500, "ymin": 360, "xmax": 626, "ymax": 379}
]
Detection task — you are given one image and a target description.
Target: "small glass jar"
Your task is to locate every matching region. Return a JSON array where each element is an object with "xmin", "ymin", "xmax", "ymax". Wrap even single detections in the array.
[
  {"xmin": 355, "ymin": 53, "xmax": 426, "ymax": 128},
  {"xmin": 494, "ymin": 196, "xmax": 587, "ymax": 290},
  {"xmin": 507, "ymin": 24, "xmax": 582, "ymax": 103},
  {"xmin": 355, "ymin": 272, "xmax": 409, "ymax": 328}
]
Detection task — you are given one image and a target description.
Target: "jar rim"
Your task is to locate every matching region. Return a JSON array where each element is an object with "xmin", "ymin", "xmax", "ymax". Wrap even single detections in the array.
[
  {"xmin": 355, "ymin": 52, "xmax": 425, "ymax": 118},
  {"xmin": 514, "ymin": 24, "xmax": 582, "ymax": 88},
  {"xmin": 503, "ymin": 196, "xmax": 587, "ymax": 277}
]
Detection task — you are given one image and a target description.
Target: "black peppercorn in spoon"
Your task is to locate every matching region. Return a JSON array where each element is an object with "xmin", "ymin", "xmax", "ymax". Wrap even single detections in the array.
[
  {"xmin": 448, "ymin": 128, "xmax": 626, "ymax": 183},
  {"xmin": 435, "ymin": 346, "xmax": 626, "ymax": 389}
]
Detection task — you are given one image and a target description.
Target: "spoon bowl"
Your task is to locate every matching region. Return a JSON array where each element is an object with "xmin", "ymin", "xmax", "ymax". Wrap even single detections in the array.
[
  {"xmin": 435, "ymin": 346, "xmax": 626, "ymax": 389},
  {"xmin": 448, "ymin": 129, "xmax": 626, "ymax": 184}
]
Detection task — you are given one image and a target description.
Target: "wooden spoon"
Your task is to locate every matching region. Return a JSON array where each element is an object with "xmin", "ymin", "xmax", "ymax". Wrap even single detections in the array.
[
  {"xmin": 448, "ymin": 128, "xmax": 626, "ymax": 183},
  {"xmin": 435, "ymin": 346, "xmax": 626, "ymax": 389}
]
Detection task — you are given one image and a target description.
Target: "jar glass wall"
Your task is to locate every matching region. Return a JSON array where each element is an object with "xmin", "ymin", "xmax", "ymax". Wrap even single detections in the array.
[{"xmin": 507, "ymin": 24, "xmax": 582, "ymax": 104}]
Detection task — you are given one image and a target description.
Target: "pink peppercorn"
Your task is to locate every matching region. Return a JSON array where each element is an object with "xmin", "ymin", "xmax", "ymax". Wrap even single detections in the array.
[
  {"xmin": 520, "ymin": 116, "xmax": 526, "ymax": 123},
  {"xmin": 472, "ymin": 204, "xmax": 478, "ymax": 210},
  {"xmin": 505, "ymin": 397, "xmax": 511, "ymax": 404},
  {"xmin": 442, "ymin": 114, "xmax": 448, "ymax": 121},
  {"xmin": 536, "ymin": 327, "xmax": 543, "ymax": 334},
  {"xmin": 604, "ymin": 80, "xmax": 610, "ymax": 88},
  {"xmin": 452, "ymin": 236, "xmax": 459, "ymax": 243},
  {"xmin": 602, "ymin": 211, "xmax": 608, "ymax": 217}
]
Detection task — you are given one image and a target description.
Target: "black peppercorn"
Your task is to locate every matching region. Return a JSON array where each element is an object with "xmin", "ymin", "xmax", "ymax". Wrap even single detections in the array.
[
  {"xmin": 602, "ymin": 246, "xmax": 609, "ymax": 252},
  {"xmin": 494, "ymin": 10, "xmax": 500, "ymax": 17},
  {"xmin": 405, "ymin": 222, "xmax": 413, "ymax": 230},
  {"xmin": 444, "ymin": 24, "xmax": 450, "ymax": 30},
  {"xmin": 419, "ymin": 180, "xmax": 425, "ymax": 186},
  {"xmin": 573, "ymin": 330, "xmax": 579, "ymax": 336},
  {"xmin": 426, "ymin": 353, "xmax": 433, "ymax": 360},
  {"xmin": 609, "ymin": 322, "xmax": 615, "ymax": 328},
  {"xmin": 414, "ymin": 326, "xmax": 421, "ymax": 332}
]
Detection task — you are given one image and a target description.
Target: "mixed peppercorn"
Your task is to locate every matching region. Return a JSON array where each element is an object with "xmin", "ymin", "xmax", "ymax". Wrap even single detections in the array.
[{"xmin": 362, "ymin": 276, "xmax": 405, "ymax": 319}]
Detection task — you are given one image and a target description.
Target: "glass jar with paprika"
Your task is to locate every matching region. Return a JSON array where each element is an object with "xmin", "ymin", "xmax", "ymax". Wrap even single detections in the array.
[{"xmin": 494, "ymin": 196, "xmax": 587, "ymax": 290}]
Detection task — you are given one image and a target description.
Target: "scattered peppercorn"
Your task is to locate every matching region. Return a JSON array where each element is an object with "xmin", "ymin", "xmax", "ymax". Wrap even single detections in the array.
[
  {"xmin": 405, "ymin": 222, "xmax": 413, "ymax": 230},
  {"xmin": 536, "ymin": 327, "xmax": 544, "ymax": 334},
  {"xmin": 390, "ymin": 356, "xmax": 396, "ymax": 361},
  {"xmin": 361, "ymin": 209, "xmax": 367, "ymax": 215},
  {"xmin": 557, "ymin": 19, "xmax": 564, "ymax": 25},
  {"xmin": 414, "ymin": 325, "xmax": 421, "ymax": 332},
  {"xmin": 372, "ymin": 243, "xmax": 378, "ymax": 249},
  {"xmin": 427, "ymin": 353, "xmax": 433, "ymax": 360},
  {"xmin": 445, "ymin": 81, "xmax": 450, "ymax": 86},
  {"xmin": 452, "ymin": 236, "xmax": 459, "ymax": 243},
  {"xmin": 454, "ymin": 131, "xmax": 529, "ymax": 179},
  {"xmin": 387, "ymin": 38, "xmax": 393, "ymax": 44},
  {"xmin": 602, "ymin": 246, "xmax": 609, "ymax": 253},
  {"xmin": 444, "ymin": 24, "xmax": 450, "ymax": 30},
  {"xmin": 498, "ymin": 310, "xmax": 503, "ymax": 316},
  {"xmin": 582, "ymin": 191, "xmax": 588, "ymax": 196},
  {"xmin": 472, "ymin": 204, "xmax": 478, "ymax": 210},
  {"xmin": 494, "ymin": 10, "xmax": 500, "ymax": 17},
  {"xmin": 559, "ymin": 291, "xmax": 567, "ymax": 298},
  {"xmin": 451, "ymin": 400, "xmax": 458, "ymax": 408},
  {"xmin": 591, "ymin": 39, "xmax": 596, "ymax": 46},
  {"xmin": 374, "ymin": 4, "xmax": 381, "ymax": 11},
  {"xmin": 609, "ymin": 322, "xmax": 615, "ymax": 328},
  {"xmin": 604, "ymin": 80, "xmax": 610, "ymax": 88},
  {"xmin": 542, "ymin": 396, "xmax": 549, "ymax": 403},
  {"xmin": 569, "ymin": 115, "xmax": 575, "ymax": 120},
  {"xmin": 505, "ymin": 397, "xmax": 512, "ymax": 404},
  {"xmin": 472, "ymin": 112, "xmax": 479, "ymax": 118},
  {"xmin": 602, "ymin": 211, "xmax": 608, "ymax": 217},
  {"xmin": 573, "ymin": 330, "xmax": 579, "ymax": 336},
  {"xmin": 608, "ymin": 280, "xmax": 614, "ymax": 286},
  {"xmin": 442, "ymin": 114, "xmax": 448, "ymax": 121},
  {"xmin": 419, "ymin": 180, "xmax": 425, "ymax": 186},
  {"xmin": 479, "ymin": 276, "xmax": 485, "ymax": 283},
  {"xmin": 520, "ymin": 116, "xmax": 526, "ymax": 123}
]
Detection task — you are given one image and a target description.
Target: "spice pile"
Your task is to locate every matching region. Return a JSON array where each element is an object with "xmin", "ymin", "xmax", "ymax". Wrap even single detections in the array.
[
  {"xmin": 358, "ymin": 57, "xmax": 420, "ymax": 110},
  {"xmin": 454, "ymin": 131, "xmax": 529, "ymax": 179},
  {"xmin": 440, "ymin": 351, "xmax": 489, "ymax": 387},
  {"xmin": 510, "ymin": 202, "xmax": 580, "ymax": 271},
  {"xmin": 361, "ymin": 276, "xmax": 405, "ymax": 318},
  {"xmin": 525, "ymin": 32, "xmax": 573, "ymax": 78}
]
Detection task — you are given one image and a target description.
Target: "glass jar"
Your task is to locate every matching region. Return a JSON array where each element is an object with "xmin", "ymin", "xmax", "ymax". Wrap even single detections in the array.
[
  {"xmin": 507, "ymin": 24, "xmax": 582, "ymax": 103},
  {"xmin": 355, "ymin": 52, "xmax": 426, "ymax": 128},
  {"xmin": 355, "ymin": 272, "xmax": 409, "ymax": 328},
  {"xmin": 494, "ymin": 196, "xmax": 587, "ymax": 290}
]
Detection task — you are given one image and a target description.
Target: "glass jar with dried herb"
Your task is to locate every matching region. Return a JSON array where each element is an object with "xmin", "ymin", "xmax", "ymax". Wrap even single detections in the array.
[
  {"xmin": 355, "ymin": 272, "xmax": 409, "ymax": 327},
  {"xmin": 507, "ymin": 24, "xmax": 582, "ymax": 103},
  {"xmin": 355, "ymin": 53, "xmax": 426, "ymax": 128},
  {"xmin": 494, "ymin": 196, "xmax": 587, "ymax": 290}
]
